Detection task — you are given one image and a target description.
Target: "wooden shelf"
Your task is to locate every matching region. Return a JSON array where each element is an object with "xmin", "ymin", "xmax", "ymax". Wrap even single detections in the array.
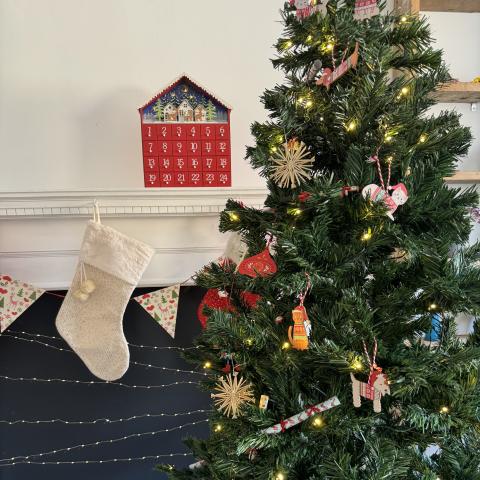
[
  {"xmin": 421, "ymin": 0, "xmax": 480, "ymax": 12},
  {"xmin": 445, "ymin": 171, "xmax": 480, "ymax": 183},
  {"xmin": 431, "ymin": 82, "xmax": 480, "ymax": 103},
  {"xmin": 395, "ymin": 0, "xmax": 480, "ymax": 13}
]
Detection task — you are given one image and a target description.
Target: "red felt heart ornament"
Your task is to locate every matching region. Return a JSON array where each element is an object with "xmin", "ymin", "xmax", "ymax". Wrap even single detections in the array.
[{"xmin": 237, "ymin": 248, "xmax": 277, "ymax": 278}]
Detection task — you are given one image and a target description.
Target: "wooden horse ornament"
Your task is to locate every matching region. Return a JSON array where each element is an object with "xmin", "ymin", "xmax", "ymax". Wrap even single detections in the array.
[{"xmin": 351, "ymin": 339, "xmax": 390, "ymax": 413}]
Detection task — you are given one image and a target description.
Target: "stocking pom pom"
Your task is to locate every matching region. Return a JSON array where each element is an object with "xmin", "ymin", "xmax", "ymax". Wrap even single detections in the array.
[
  {"xmin": 73, "ymin": 290, "xmax": 89, "ymax": 302},
  {"xmin": 81, "ymin": 279, "xmax": 96, "ymax": 294}
]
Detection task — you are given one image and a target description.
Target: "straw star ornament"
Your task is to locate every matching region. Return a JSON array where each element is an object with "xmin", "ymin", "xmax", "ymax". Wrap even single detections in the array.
[
  {"xmin": 211, "ymin": 375, "xmax": 255, "ymax": 418},
  {"xmin": 270, "ymin": 139, "xmax": 315, "ymax": 188}
]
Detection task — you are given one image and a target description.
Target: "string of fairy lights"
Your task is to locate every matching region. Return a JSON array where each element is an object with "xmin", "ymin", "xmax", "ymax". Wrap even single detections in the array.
[
  {"xmin": 2, "ymin": 333, "xmax": 208, "ymax": 376},
  {"xmin": 0, "ymin": 327, "xmax": 212, "ymax": 467},
  {"xmin": 0, "ymin": 453, "xmax": 191, "ymax": 468},
  {"xmin": 0, "ymin": 419, "xmax": 209, "ymax": 465}
]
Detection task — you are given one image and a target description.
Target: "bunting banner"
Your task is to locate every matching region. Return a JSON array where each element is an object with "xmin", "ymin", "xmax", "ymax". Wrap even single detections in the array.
[
  {"xmin": 134, "ymin": 284, "xmax": 181, "ymax": 338},
  {"xmin": 0, "ymin": 275, "xmax": 45, "ymax": 333}
]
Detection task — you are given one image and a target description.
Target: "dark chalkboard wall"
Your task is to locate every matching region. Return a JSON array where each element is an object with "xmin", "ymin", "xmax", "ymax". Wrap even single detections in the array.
[{"xmin": 0, "ymin": 286, "xmax": 210, "ymax": 480}]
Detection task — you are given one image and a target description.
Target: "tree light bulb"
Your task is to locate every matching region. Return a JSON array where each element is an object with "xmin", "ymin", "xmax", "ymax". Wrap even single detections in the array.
[
  {"xmin": 284, "ymin": 40, "xmax": 293, "ymax": 50},
  {"xmin": 385, "ymin": 134, "xmax": 393, "ymax": 142},
  {"xmin": 326, "ymin": 43, "xmax": 334, "ymax": 51},
  {"xmin": 228, "ymin": 211, "xmax": 240, "ymax": 222},
  {"xmin": 203, "ymin": 361, "xmax": 212, "ymax": 369},
  {"xmin": 245, "ymin": 338, "xmax": 253, "ymax": 346},
  {"xmin": 428, "ymin": 303, "xmax": 437, "ymax": 311},
  {"xmin": 270, "ymin": 146, "xmax": 278, "ymax": 153},
  {"xmin": 401, "ymin": 87, "xmax": 409, "ymax": 95},
  {"xmin": 282, "ymin": 341, "xmax": 291, "ymax": 350},
  {"xmin": 276, "ymin": 473, "xmax": 285, "ymax": 480},
  {"xmin": 440, "ymin": 406, "xmax": 449, "ymax": 414},
  {"xmin": 400, "ymin": 15, "xmax": 407, "ymax": 23},
  {"xmin": 214, "ymin": 424, "xmax": 223, "ymax": 432},
  {"xmin": 312, "ymin": 416, "xmax": 324, "ymax": 427},
  {"xmin": 277, "ymin": 134, "xmax": 284, "ymax": 142},
  {"xmin": 306, "ymin": 35, "xmax": 313, "ymax": 43},
  {"xmin": 288, "ymin": 207, "xmax": 302, "ymax": 216},
  {"xmin": 352, "ymin": 359, "xmax": 363, "ymax": 371},
  {"xmin": 346, "ymin": 120, "xmax": 357, "ymax": 132},
  {"xmin": 305, "ymin": 99, "xmax": 313, "ymax": 108},
  {"xmin": 361, "ymin": 228, "xmax": 372, "ymax": 242},
  {"xmin": 419, "ymin": 134, "xmax": 427, "ymax": 143}
]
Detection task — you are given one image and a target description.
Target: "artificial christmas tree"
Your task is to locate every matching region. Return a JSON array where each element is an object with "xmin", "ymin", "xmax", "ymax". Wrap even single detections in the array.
[{"xmin": 160, "ymin": 1, "xmax": 480, "ymax": 478}]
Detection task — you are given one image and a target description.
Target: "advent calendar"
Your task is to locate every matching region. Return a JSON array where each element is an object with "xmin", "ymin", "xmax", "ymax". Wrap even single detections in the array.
[{"xmin": 139, "ymin": 74, "xmax": 232, "ymax": 188}]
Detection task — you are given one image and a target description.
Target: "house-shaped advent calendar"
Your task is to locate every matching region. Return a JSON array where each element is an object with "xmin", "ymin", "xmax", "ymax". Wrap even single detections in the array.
[{"xmin": 139, "ymin": 74, "xmax": 232, "ymax": 188}]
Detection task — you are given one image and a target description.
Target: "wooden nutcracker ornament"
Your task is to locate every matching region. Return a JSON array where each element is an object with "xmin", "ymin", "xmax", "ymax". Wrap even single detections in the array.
[
  {"xmin": 138, "ymin": 74, "xmax": 232, "ymax": 188},
  {"xmin": 351, "ymin": 339, "xmax": 390, "ymax": 413}
]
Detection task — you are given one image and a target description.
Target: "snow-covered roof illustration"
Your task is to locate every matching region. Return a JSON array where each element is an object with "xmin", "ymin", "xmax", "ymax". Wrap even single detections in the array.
[{"xmin": 138, "ymin": 73, "xmax": 232, "ymax": 112}]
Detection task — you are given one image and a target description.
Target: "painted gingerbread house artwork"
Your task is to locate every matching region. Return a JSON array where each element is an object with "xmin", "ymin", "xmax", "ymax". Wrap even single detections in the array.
[{"xmin": 139, "ymin": 74, "xmax": 232, "ymax": 188}]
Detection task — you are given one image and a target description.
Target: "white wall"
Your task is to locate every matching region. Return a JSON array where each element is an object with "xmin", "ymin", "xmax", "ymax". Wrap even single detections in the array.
[{"xmin": 0, "ymin": 0, "xmax": 285, "ymax": 191}]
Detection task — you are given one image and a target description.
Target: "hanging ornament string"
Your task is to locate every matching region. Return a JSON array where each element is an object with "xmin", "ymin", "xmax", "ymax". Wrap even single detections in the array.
[
  {"xmin": 362, "ymin": 337, "xmax": 378, "ymax": 373},
  {"xmin": 0, "ymin": 452, "xmax": 191, "ymax": 467},
  {"xmin": 0, "ymin": 408, "xmax": 211, "ymax": 426},
  {"xmin": 6, "ymin": 329, "xmax": 199, "ymax": 351},
  {"xmin": 0, "ymin": 419, "xmax": 209, "ymax": 465},
  {"xmin": 298, "ymin": 272, "xmax": 312, "ymax": 306},
  {"xmin": 371, "ymin": 145, "xmax": 391, "ymax": 193},
  {"xmin": 0, "ymin": 333, "xmax": 207, "ymax": 376}
]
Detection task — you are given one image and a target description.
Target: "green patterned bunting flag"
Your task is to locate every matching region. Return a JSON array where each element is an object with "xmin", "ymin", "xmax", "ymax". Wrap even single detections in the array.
[
  {"xmin": 134, "ymin": 284, "xmax": 181, "ymax": 338},
  {"xmin": 0, "ymin": 275, "xmax": 45, "ymax": 333}
]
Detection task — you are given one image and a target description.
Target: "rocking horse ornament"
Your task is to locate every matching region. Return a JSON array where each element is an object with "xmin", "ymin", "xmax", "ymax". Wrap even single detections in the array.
[{"xmin": 350, "ymin": 339, "xmax": 390, "ymax": 413}]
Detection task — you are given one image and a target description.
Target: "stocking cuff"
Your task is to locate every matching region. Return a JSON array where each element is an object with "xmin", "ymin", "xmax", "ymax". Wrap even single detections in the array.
[{"xmin": 80, "ymin": 221, "xmax": 154, "ymax": 285}]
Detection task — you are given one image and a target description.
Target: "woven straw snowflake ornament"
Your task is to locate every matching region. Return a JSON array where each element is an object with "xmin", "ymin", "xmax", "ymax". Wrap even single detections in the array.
[
  {"xmin": 211, "ymin": 374, "xmax": 255, "ymax": 418},
  {"xmin": 270, "ymin": 140, "xmax": 315, "ymax": 188}
]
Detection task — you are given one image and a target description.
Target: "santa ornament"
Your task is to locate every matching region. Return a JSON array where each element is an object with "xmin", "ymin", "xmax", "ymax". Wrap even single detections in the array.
[
  {"xmin": 350, "ymin": 339, "xmax": 390, "ymax": 413},
  {"xmin": 362, "ymin": 155, "xmax": 408, "ymax": 219}
]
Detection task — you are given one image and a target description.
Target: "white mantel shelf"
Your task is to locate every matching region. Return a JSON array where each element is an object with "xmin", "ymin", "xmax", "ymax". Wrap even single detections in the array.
[{"xmin": 0, "ymin": 188, "xmax": 269, "ymax": 219}]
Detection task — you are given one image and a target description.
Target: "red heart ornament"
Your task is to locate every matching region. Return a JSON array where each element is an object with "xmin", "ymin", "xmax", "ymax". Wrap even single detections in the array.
[{"xmin": 238, "ymin": 248, "xmax": 277, "ymax": 278}]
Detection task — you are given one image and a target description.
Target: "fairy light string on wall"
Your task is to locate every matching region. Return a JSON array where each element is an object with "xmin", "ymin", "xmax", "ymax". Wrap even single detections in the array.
[
  {"xmin": 0, "ymin": 452, "xmax": 190, "ymax": 467},
  {"xmin": 0, "ymin": 419, "xmax": 209, "ymax": 465},
  {"xmin": 0, "ymin": 453, "xmax": 191, "ymax": 468},
  {"xmin": 1, "ymin": 333, "xmax": 207, "ymax": 376},
  {"xmin": 0, "ymin": 374, "xmax": 199, "ymax": 389},
  {"xmin": 0, "ymin": 408, "xmax": 211, "ymax": 426},
  {"xmin": 7, "ymin": 329, "xmax": 200, "ymax": 351}
]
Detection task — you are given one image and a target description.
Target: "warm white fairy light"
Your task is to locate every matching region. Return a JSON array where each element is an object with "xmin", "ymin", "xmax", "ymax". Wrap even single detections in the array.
[
  {"xmin": 0, "ymin": 375, "xmax": 199, "ymax": 389},
  {"xmin": 7, "ymin": 330, "xmax": 199, "ymax": 351},
  {"xmin": 0, "ymin": 452, "xmax": 191, "ymax": 467},
  {"xmin": 2, "ymin": 334, "xmax": 206, "ymax": 376},
  {"xmin": 0, "ymin": 419, "xmax": 209, "ymax": 464},
  {"xmin": 0, "ymin": 409, "xmax": 211, "ymax": 426}
]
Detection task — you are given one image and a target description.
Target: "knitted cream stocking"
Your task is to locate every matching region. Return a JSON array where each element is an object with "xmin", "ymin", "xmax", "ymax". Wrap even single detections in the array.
[{"xmin": 56, "ymin": 210, "xmax": 154, "ymax": 381}]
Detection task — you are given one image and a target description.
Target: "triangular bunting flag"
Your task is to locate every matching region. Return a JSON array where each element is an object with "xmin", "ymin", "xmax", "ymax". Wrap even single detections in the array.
[
  {"xmin": 134, "ymin": 284, "xmax": 181, "ymax": 338},
  {"xmin": 0, "ymin": 274, "xmax": 45, "ymax": 333}
]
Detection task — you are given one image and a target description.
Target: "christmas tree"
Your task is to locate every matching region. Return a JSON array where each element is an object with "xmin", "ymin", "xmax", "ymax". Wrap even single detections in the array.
[{"xmin": 160, "ymin": 1, "xmax": 480, "ymax": 478}]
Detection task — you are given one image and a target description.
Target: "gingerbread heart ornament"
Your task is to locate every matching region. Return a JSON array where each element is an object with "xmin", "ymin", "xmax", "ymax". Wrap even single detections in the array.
[{"xmin": 238, "ymin": 248, "xmax": 277, "ymax": 278}]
